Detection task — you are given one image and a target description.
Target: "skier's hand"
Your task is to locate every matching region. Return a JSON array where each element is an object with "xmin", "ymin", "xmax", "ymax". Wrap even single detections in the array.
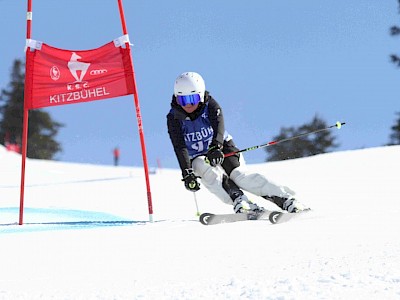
[
  {"xmin": 182, "ymin": 169, "xmax": 200, "ymax": 192},
  {"xmin": 206, "ymin": 144, "xmax": 224, "ymax": 167}
]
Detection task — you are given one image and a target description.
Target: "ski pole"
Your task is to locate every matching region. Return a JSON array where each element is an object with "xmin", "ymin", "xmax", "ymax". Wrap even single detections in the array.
[
  {"xmin": 193, "ymin": 192, "xmax": 201, "ymax": 216},
  {"xmin": 224, "ymin": 121, "xmax": 346, "ymax": 158}
]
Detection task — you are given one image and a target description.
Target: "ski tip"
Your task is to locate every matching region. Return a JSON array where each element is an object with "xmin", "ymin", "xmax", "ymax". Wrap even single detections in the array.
[
  {"xmin": 199, "ymin": 213, "xmax": 214, "ymax": 225},
  {"xmin": 269, "ymin": 211, "xmax": 282, "ymax": 224}
]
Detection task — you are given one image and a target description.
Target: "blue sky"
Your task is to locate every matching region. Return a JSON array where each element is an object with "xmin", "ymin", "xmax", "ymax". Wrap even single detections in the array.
[{"xmin": 1, "ymin": 0, "xmax": 399, "ymax": 168}]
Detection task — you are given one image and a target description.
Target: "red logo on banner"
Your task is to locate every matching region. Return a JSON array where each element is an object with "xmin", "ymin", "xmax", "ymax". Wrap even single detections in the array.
[{"xmin": 25, "ymin": 40, "xmax": 134, "ymax": 109}]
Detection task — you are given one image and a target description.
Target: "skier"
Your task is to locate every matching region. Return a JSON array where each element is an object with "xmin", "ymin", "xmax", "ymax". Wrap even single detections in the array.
[
  {"xmin": 113, "ymin": 147, "xmax": 120, "ymax": 166},
  {"xmin": 167, "ymin": 72, "xmax": 307, "ymax": 214}
]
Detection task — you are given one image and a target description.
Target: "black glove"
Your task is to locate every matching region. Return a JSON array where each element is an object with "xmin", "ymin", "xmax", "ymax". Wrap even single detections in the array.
[
  {"xmin": 206, "ymin": 143, "xmax": 224, "ymax": 166},
  {"xmin": 182, "ymin": 169, "xmax": 200, "ymax": 192}
]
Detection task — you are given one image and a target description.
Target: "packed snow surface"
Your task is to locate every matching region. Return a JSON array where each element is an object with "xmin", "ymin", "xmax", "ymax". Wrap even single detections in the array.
[{"xmin": 1, "ymin": 144, "xmax": 400, "ymax": 299}]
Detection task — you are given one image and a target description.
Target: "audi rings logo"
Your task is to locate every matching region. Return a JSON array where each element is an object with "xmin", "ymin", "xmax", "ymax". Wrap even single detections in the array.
[
  {"xmin": 50, "ymin": 66, "xmax": 61, "ymax": 81},
  {"xmin": 90, "ymin": 69, "xmax": 108, "ymax": 75}
]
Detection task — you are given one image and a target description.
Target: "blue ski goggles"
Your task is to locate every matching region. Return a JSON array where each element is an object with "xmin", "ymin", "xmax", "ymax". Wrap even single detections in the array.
[{"xmin": 176, "ymin": 94, "xmax": 201, "ymax": 106}]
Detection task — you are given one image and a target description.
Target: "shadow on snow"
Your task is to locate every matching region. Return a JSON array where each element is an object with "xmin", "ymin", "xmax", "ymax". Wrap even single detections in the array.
[{"xmin": 0, "ymin": 207, "xmax": 153, "ymax": 234}]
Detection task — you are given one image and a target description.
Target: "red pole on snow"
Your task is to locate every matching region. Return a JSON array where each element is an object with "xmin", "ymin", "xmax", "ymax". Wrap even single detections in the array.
[
  {"xmin": 19, "ymin": 0, "xmax": 33, "ymax": 225},
  {"xmin": 117, "ymin": 0, "xmax": 154, "ymax": 221}
]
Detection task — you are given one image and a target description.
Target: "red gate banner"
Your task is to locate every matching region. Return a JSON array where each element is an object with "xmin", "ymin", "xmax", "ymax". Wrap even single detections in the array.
[
  {"xmin": 25, "ymin": 38, "xmax": 135, "ymax": 109},
  {"xmin": 20, "ymin": 0, "xmax": 154, "ymax": 225}
]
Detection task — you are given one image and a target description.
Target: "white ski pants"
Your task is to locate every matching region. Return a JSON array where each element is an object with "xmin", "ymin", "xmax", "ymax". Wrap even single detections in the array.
[{"xmin": 191, "ymin": 155, "xmax": 294, "ymax": 205}]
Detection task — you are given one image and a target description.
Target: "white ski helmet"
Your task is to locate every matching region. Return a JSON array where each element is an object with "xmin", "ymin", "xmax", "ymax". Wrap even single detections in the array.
[{"xmin": 174, "ymin": 72, "xmax": 206, "ymax": 103}]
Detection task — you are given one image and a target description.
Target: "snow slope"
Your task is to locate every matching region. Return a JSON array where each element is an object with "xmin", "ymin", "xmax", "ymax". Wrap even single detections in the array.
[{"xmin": 1, "ymin": 144, "xmax": 400, "ymax": 299}]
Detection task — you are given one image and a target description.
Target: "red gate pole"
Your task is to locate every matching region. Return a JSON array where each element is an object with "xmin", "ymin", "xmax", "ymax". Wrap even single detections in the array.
[
  {"xmin": 19, "ymin": 0, "xmax": 33, "ymax": 225},
  {"xmin": 117, "ymin": 0, "xmax": 154, "ymax": 222}
]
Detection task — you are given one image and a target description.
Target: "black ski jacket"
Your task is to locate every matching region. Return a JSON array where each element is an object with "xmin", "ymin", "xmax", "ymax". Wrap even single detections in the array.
[{"xmin": 167, "ymin": 91, "xmax": 226, "ymax": 176}]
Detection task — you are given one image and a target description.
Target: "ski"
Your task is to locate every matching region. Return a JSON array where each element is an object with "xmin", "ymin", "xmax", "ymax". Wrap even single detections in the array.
[
  {"xmin": 268, "ymin": 208, "xmax": 311, "ymax": 224},
  {"xmin": 199, "ymin": 209, "xmax": 311, "ymax": 225},
  {"xmin": 199, "ymin": 210, "xmax": 274, "ymax": 225}
]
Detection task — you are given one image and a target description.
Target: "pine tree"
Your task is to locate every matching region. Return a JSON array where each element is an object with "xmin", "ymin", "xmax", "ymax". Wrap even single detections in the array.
[
  {"xmin": 265, "ymin": 115, "xmax": 339, "ymax": 162},
  {"xmin": 0, "ymin": 59, "xmax": 63, "ymax": 159},
  {"xmin": 390, "ymin": 0, "xmax": 400, "ymax": 66},
  {"xmin": 388, "ymin": 112, "xmax": 400, "ymax": 145}
]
